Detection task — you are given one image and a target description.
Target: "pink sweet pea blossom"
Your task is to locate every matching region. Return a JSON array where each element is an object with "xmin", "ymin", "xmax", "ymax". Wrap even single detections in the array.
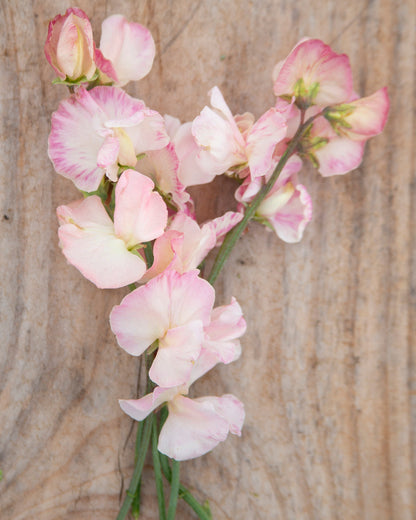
[
  {"xmin": 277, "ymin": 86, "xmax": 389, "ymax": 176},
  {"xmin": 119, "ymin": 301, "xmax": 245, "ymax": 461},
  {"xmin": 57, "ymin": 170, "xmax": 167, "ymax": 288},
  {"xmin": 95, "ymin": 14, "xmax": 155, "ymax": 87},
  {"xmin": 273, "ymin": 38, "xmax": 353, "ymax": 108},
  {"xmin": 45, "ymin": 8, "xmax": 96, "ymax": 81},
  {"xmin": 142, "ymin": 211, "xmax": 243, "ymax": 281},
  {"xmin": 236, "ymin": 155, "xmax": 312, "ymax": 243},
  {"xmin": 191, "ymin": 87, "xmax": 287, "ymax": 182},
  {"xmin": 110, "ymin": 270, "xmax": 215, "ymax": 387},
  {"xmin": 48, "ymin": 86, "xmax": 169, "ymax": 191},
  {"xmin": 120, "ymin": 389, "xmax": 244, "ymax": 461}
]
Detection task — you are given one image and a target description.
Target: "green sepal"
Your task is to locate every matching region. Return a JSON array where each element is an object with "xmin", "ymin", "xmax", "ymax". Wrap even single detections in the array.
[
  {"xmin": 293, "ymin": 78, "xmax": 320, "ymax": 109},
  {"xmin": 52, "ymin": 69, "xmax": 99, "ymax": 87}
]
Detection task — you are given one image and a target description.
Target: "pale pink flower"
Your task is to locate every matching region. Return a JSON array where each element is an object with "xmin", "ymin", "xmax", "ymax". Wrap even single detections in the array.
[
  {"xmin": 120, "ymin": 389, "xmax": 244, "ymax": 461},
  {"xmin": 236, "ymin": 155, "xmax": 312, "ymax": 243},
  {"xmin": 95, "ymin": 14, "xmax": 155, "ymax": 87},
  {"xmin": 273, "ymin": 39, "xmax": 353, "ymax": 108},
  {"xmin": 296, "ymin": 88, "xmax": 389, "ymax": 176},
  {"xmin": 57, "ymin": 170, "xmax": 167, "ymax": 288},
  {"xmin": 45, "ymin": 8, "xmax": 96, "ymax": 81},
  {"xmin": 48, "ymin": 86, "xmax": 169, "ymax": 191},
  {"xmin": 276, "ymin": 86, "xmax": 389, "ymax": 176},
  {"xmin": 110, "ymin": 270, "xmax": 215, "ymax": 387},
  {"xmin": 142, "ymin": 211, "xmax": 243, "ymax": 281},
  {"xmin": 191, "ymin": 87, "xmax": 287, "ymax": 181}
]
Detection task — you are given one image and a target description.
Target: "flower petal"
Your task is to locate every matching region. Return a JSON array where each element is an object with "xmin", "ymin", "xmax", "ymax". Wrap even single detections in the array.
[
  {"xmin": 158, "ymin": 394, "xmax": 244, "ymax": 460},
  {"xmin": 315, "ymin": 138, "xmax": 366, "ymax": 176},
  {"xmin": 99, "ymin": 15, "xmax": 155, "ymax": 87},
  {"xmin": 114, "ymin": 169, "xmax": 168, "ymax": 246},
  {"xmin": 260, "ymin": 183, "xmax": 313, "ymax": 243},
  {"xmin": 274, "ymin": 39, "xmax": 353, "ymax": 107},
  {"xmin": 149, "ymin": 321, "xmax": 204, "ymax": 387},
  {"xmin": 57, "ymin": 196, "xmax": 146, "ymax": 288},
  {"xmin": 246, "ymin": 107, "xmax": 287, "ymax": 178},
  {"xmin": 119, "ymin": 386, "xmax": 179, "ymax": 421},
  {"xmin": 344, "ymin": 87, "xmax": 390, "ymax": 138}
]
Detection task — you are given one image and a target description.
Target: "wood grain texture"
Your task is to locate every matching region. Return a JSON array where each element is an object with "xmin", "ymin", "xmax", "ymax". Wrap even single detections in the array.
[{"xmin": 1, "ymin": 0, "xmax": 415, "ymax": 518}]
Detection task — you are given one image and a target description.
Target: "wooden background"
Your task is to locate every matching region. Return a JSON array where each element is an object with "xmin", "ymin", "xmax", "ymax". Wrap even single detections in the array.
[{"xmin": 1, "ymin": 0, "xmax": 415, "ymax": 518}]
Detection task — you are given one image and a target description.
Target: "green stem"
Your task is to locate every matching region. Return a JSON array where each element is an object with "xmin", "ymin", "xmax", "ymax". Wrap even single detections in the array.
[
  {"xmin": 159, "ymin": 452, "xmax": 211, "ymax": 520},
  {"xmin": 116, "ymin": 415, "xmax": 152, "ymax": 520},
  {"xmin": 166, "ymin": 460, "xmax": 180, "ymax": 520},
  {"xmin": 152, "ymin": 415, "xmax": 167, "ymax": 520},
  {"xmin": 207, "ymin": 115, "xmax": 318, "ymax": 285}
]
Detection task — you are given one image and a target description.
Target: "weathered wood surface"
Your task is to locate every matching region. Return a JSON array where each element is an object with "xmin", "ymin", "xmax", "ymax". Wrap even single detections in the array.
[{"xmin": 1, "ymin": 0, "xmax": 415, "ymax": 518}]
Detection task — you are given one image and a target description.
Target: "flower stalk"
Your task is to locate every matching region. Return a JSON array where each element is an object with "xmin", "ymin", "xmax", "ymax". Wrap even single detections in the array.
[{"xmin": 208, "ymin": 114, "xmax": 318, "ymax": 285}]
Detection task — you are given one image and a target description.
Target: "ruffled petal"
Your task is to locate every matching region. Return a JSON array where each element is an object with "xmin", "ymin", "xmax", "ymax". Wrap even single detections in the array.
[
  {"xmin": 260, "ymin": 183, "xmax": 313, "ymax": 243},
  {"xmin": 110, "ymin": 270, "xmax": 214, "ymax": 355},
  {"xmin": 315, "ymin": 138, "xmax": 366, "ymax": 176},
  {"xmin": 274, "ymin": 39, "xmax": 353, "ymax": 107},
  {"xmin": 246, "ymin": 107, "xmax": 287, "ymax": 178},
  {"xmin": 158, "ymin": 394, "xmax": 244, "ymax": 460},
  {"xmin": 114, "ymin": 169, "xmax": 168, "ymax": 246},
  {"xmin": 149, "ymin": 321, "xmax": 204, "ymax": 387},
  {"xmin": 57, "ymin": 196, "xmax": 146, "ymax": 288},
  {"xmin": 119, "ymin": 386, "xmax": 179, "ymax": 421},
  {"xmin": 99, "ymin": 15, "xmax": 155, "ymax": 87},
  {"xmin": 344, "ymin": 87, "xmax": 390, "ymax": 139},
  {"xmin": 141, "ymin": 230, "xmax": 183, "ymax": 282},
  {"xmin": 174, "ymin": 122, "xmax": 221, "ymax": 186},
  {"xmin": 48, "ymin": 88, "xmax": 107, "ymax": 191},
  {"xmin": 203, "ymin": 297, "xmax": 246, "ymax": 363}
]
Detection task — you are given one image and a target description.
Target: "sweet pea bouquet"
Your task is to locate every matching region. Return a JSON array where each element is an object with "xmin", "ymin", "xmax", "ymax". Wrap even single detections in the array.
[{"xmin": 45, "ymin": 8, "xmax": 389, "ymax": 520}]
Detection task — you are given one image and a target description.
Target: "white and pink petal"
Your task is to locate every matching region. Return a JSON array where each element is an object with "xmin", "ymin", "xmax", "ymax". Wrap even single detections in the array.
[
  {"xmin": 158, "ymin": 394, "xmax": 244, "ymax": 460},
  {"xmin": 149, "ymin": 321, "xmax": 204, "ymax": 387},
  {"xmin": 57, "ymin": 196, "xmax": 147, "ymax": 288},
  {"xmin": 99, "ymin": 15, "xmax": 155, "ymax": 87},
  {"xmin": 113, "ymin": 169, "xmax": 168, "ymax": 247}
]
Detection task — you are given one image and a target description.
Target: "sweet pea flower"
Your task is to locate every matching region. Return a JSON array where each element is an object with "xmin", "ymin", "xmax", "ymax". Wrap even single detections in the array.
[
  {"xmin": 119, "ymin": 300, "xmax": 245, "ymax": 461},
  {"xmin": 120, "ymin": 388, "xmax": 244, "ymax": 461},
  {"xmin": 48, "ymin": 86, "xmax": 169, "ymax": 191},
  {"xmin": 95, "ymin": 15, "xmax": 155, "ymax": 87},
  {"xmin": 191, "ymin": 86, "xmax": 287, "ymax": 182},
  {"xmin": 142, "ymin": 211, "xmax": 243, "ymax": 281},
  {"xmin": 45, "ymin": 8, "xmax": 96, "ymax": 82},
  {"xmin": 273, "ymin": 38, "xmax": 353, "ymax": 108},
  {"xmin": 110, "ymin": 269, "xmax": 215, "ymax": 387},
  {"xmin": 236, "ymin": 155, "xmax": 312, "ymax": 243},
  {"xmin": 57, "ymin": 170, "xmax": 167, "ymax": 288},
  {"xmin": 291, "ymin": 88, "xmax": 390, "ymax": 176}
]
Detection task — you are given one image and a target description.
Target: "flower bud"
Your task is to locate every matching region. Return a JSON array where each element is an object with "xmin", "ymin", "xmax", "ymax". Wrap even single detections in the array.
[{"xmin": 44, "ymin": 8, "xmax": 96, "ymax": 82}]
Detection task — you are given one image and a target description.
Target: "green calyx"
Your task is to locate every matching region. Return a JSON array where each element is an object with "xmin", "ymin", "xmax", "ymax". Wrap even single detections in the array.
[
  {"xmin": 324, "ymin": 104, "xmax": 355, "ymax": 135},
  {"xmin": 293, "ymin": 78, "xmax": 320, "ymax": 109},
  {"xmin": 52, "ymin": 69, "xmax": 99, "ymax": 86}
]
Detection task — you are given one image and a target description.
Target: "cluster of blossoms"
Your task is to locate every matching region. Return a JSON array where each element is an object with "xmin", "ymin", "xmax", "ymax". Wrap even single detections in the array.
[{"xmin": 46, "ymin": 6, "xmax": 388, "ymax": 518}]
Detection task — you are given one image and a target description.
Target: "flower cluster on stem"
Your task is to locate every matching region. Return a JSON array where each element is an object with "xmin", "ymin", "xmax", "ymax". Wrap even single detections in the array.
[{"xmin": 46, "ymin": 9, "xmax": 389, "ymax": 519}]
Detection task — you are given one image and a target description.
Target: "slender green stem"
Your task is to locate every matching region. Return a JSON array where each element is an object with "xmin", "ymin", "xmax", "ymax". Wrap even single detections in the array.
[
  {"xmin": 134, "ymin": 421, "xmax": 144, "ymax": 462},
  {"xmin": 152, "ymin": 415, "xmax": 167, "ymax": 520},
  {"xmin": 159, "ymin": 452, "xmax": 211, "ymax": 520},
  {"xmin": 116, "ymin": 415, "xmax": 152, "ymax": 520},
  {"xmin": 166, "ymin": 459, "xmax": 180, "ymax": 520},
  {"xmin": 208, "ymin": 115, "xmax": 318, "ymax": 285}
]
